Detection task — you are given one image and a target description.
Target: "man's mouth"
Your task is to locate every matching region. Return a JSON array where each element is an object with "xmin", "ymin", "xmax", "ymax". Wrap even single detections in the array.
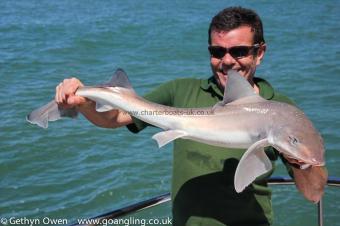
[{"xmin": 219, "ymin": 68, "xmax": 240, "ymax": 76}]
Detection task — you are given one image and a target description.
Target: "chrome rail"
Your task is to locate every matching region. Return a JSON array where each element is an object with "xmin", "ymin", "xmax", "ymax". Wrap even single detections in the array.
[{"xmin": 71, "ymin": 176, "xmax": 340, "ymax": 226}]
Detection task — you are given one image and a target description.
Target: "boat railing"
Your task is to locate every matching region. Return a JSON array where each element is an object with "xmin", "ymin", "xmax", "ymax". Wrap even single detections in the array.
[{"xmin": 71, "ymin": 176, "xmax": 340, "ymax": 226}]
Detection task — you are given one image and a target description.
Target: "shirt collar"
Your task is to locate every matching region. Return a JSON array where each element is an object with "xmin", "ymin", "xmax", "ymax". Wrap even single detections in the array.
[{"xmin": 200, "ymin": 76, "xmax": 274, "ymax": 100}]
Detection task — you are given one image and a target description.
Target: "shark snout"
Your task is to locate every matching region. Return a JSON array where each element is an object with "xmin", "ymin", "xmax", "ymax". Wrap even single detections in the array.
[
  {"xmin": 301, "ymin": 148, "xmax": 325, "ymax": 166},
  {"xmin": 311, "ymin": 158, "xmax": 325, "ymax": 166},
  {"xmin": 311, "ymin": 158, "xmax": 319, "ymax": 164},
  {"xmin": 283, "ymin": 144, "xmax": 325, "ymax": 167}
]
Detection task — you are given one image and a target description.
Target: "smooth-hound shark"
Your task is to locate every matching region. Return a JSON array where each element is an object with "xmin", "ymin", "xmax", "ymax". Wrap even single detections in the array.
[{"xmin": 27, "ymin": 69, "xmax": 325, "ymax": 192}]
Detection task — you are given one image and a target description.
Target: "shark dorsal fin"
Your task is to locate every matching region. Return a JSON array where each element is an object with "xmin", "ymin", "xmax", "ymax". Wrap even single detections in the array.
[
  {"xmin": 95, "ymin": 68, "xmax": 135, "ymax": 112},
  {"xmin": 213, "ymin": 70, "xmax": 263, "ymax": 111},
  {"xmin": 99, "ymin": 68, "xmax": 134, "ymax": 91},
  {"xmin": 222, "ymin": 69, "xmax": 258, "ymax": 104}
]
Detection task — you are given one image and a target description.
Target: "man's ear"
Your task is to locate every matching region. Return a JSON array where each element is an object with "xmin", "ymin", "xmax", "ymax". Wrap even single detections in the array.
[{"xmin": 256, "ymin": 43, "xmax": 266, "ymax": 65}]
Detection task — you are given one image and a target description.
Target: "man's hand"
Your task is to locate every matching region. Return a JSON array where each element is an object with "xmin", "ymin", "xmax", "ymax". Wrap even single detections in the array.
[
  {"xmin": 284, "ymin": 155, "xmax": 328, "ymax": 203},
  {"xmin": 54, "ymin": 77, "xmax": 133, "ymax": 128},
  {"xmin": 55, "ymin": 77, "xmax": 88, "ymax": 108},
  {"xmin": 292, "ymin": 166, "xmax": 327, "ymax": 203}
]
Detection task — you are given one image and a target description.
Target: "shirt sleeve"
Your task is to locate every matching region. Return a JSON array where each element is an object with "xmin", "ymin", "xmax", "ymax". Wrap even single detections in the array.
[
  {"xmin": 126, "ymin": 80, "xmax": 175, "ymax": 133},
  {"xmin": 280, "ymin": 154, "xmax": 295, "ymax": 178}
]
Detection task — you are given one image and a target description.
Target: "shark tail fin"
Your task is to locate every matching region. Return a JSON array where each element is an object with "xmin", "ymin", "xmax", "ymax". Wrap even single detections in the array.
[
  {"xmin": 27, "ymin": 68, "xmax": 130, "ymax": 128},
  {"xmin": 26, "ymin": 100, "xmax": 78, "ymax": 129}
]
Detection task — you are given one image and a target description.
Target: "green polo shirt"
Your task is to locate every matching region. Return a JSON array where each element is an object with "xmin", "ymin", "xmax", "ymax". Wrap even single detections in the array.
[{"xmin": 127, "ymin": 76, "xmax": 294, "ymax": 226}]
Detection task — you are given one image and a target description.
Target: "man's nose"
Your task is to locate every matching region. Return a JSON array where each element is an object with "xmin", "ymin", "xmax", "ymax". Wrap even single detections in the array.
[
  {"xmin": 221, "ymin": 52, "xmax": 236, "ymax": 66},
  {"xmin": 220, "ymin": 53, "xmax": 236, "ymax": 73}
]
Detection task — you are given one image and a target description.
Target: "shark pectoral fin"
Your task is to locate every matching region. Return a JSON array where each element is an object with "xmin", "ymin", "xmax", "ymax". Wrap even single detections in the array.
[
  {"xmin": 95, "ymin": 102, "xmax": 117, "ymax": 112},
  {"xmin": 152, "ymin": 130, "xmax": 188, "ymax": 148},
  {"xmin": 234, "ymin": 138, "xmax": 272, "ymax": 193}
]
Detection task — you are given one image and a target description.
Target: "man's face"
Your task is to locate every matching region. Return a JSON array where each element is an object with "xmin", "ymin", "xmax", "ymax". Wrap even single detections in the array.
[{"xmin": 209, "ymin": 26, "xmax": 266, "ymax": 90}]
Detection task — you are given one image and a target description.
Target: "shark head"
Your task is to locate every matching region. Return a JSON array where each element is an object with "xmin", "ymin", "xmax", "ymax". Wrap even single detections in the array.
[{"xmin": 269, "ymin": 111, "xmax": 325, "ymax": 166}]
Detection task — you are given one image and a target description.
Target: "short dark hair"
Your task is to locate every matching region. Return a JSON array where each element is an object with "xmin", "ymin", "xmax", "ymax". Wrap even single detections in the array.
[{"xmin": 208, "ymin": 7, "xmax": 265, "ymax": 45}]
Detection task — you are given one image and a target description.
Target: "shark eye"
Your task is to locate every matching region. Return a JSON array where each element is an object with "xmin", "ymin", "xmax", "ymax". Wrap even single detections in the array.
[{"xmin": 289, "ymin": 136, "xmax": 299, "ymax": 146}]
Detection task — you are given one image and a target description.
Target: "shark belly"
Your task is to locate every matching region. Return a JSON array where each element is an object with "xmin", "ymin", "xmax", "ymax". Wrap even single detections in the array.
[
  {"xmin": 177, "ymin": 115, "xmax": 264, "ymax": 149},
  {"xmin": 188, "ymin": 129, "xmax": 254, "ymax": 148}
]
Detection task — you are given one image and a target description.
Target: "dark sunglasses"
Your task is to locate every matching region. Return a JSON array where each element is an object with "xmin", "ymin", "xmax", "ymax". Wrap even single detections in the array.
[{"xmin": 208, "ymin": 44, "xmax": 260, "ymax": 59}]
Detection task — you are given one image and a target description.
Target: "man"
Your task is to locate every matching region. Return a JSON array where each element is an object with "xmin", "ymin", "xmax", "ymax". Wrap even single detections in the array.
[{"xmin": 56, "ymin": 7, "xmax": 327, "ymax": 226}]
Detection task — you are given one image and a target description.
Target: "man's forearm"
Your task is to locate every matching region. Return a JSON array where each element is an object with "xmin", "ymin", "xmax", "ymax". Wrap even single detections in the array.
[
  {"xmin": 77, "ymin": 100, "xmax": 133, "ymax": 128},
  {"xmin": 292, "ymin": 165, "xmax": 328, "ymax": 203}
]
